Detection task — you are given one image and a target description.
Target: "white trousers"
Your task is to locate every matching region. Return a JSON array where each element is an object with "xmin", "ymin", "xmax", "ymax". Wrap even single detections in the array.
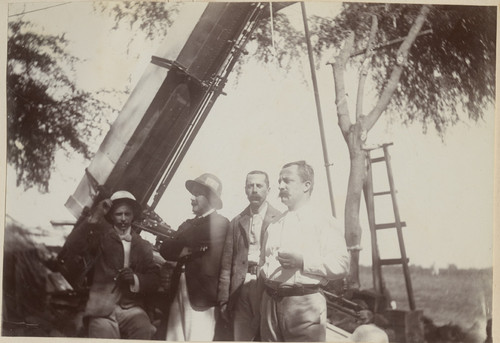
[
  {"xmin": 260, "ymin": 291, "xmax": 327, "ymax": 341},
  {"xmin": 166, "ymin": 273, "xmax": 216, "ymax": 341}
]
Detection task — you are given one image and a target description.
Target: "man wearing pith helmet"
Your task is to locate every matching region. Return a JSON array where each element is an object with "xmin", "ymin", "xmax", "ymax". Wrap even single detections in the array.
[
  {"xmin": 80, "ymin": 190, "xmax": 160, "ymax": 339},
  {"xmin": 160, "ymin": 173, "xmax": 230, "ymax": 341}
]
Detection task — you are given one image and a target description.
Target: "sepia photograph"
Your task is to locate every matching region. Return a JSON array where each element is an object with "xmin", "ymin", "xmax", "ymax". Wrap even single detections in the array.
[{"xmin": 1, "ymin": 1, "xmax": 497, "ymax": 342}]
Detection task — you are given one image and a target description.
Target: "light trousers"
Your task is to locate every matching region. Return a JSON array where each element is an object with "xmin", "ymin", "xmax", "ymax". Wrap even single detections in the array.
[
  {"xmin": 87, "ymin": 305, "xmax": 155, "ymax": 339},
  {"xmin": 166, "ymin": 273, "xmax": 216, "ymax": 341},
  {"xmin": 260, "ymin": 291, "xmax": 327, "ymax": 342}
]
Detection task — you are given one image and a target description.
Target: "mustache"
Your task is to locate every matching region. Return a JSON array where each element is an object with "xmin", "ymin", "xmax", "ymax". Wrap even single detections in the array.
[
  {"xmin": 248, "ymin": 195, "xmax": 263, "ymax": 200},
  {"xmin": 279, "ymin": 191, "xmax": 289, "ymax": 197}
]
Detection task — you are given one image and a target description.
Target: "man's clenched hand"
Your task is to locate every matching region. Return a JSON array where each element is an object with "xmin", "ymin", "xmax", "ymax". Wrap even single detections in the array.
[
  {"xmin": 116, "ymin": 267, "xmax": 135, "ymax": 287},
  {"xmin": 277, "ymin": 250, "xmax": 303, "ymax": 269},
  {"xmin": 89, "ymin": 199, "xmax": 112, "ymax": 223}
]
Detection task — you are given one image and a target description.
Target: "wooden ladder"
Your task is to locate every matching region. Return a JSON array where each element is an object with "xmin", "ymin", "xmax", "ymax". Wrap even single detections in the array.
[{"xmin": 362, "ymin": 142, "xmax": 416, "ymax": 311}]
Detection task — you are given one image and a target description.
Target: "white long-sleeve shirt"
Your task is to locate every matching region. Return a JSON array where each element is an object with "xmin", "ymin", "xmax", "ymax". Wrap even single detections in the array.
[{"xmin": 260, "ymin": 201, "xmax": 349, "ymax": 286}]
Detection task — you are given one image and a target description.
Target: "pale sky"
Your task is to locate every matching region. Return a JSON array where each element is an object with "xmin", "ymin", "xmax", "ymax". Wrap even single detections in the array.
[{"xmin": 2, "ymin": 1, "xmax": 497, "ymax": 270}]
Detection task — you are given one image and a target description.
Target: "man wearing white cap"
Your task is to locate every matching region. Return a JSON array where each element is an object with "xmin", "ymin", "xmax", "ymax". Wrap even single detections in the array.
[
  {"xmin": 61, "ymin": 190, "xmax": 160, "ymax": 339},
  {"xmin": 160, "ymin": 173, "xmax": 230, "ymax": 341}
]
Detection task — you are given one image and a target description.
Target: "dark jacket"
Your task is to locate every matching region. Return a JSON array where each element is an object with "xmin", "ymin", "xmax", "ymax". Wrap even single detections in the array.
[
  {"xmin": 72, "ymin": 220, "xmax": 160, "ymax": 317},
  {"xmin": 160, "ymin": 211, "xmax": 229, "ymax": 308},
  {"xmin": 217, "ymin": 204, "xmax": 281, "ymax": 311}
]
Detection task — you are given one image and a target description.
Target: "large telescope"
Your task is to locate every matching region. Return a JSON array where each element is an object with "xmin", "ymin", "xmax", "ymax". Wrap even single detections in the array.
[{"xmin": 65, "ymin": 2, "xmax": 291, "ymax": 218}]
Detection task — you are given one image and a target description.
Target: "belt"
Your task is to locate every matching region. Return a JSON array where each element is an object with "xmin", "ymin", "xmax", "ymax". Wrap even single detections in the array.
[{"xmin": 264, "ymin": 282, "xmax": 320, "ymax": 298}]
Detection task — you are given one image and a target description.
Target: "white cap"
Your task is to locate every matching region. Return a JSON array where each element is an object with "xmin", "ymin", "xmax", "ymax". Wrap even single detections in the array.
[{"xmin": 110, "ymin": 190, "xmax": 137, "ymax": 202}]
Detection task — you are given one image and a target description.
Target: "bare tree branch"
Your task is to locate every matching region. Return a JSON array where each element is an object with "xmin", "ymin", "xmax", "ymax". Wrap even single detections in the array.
[
  {"xmin": 350, "ymin": 29, "xmax": 433, "ymax": 58},
  {"xmin": 330, "ymin": 31, "xmax": 355, "ymax": 136},
  {"xmin": 356, "ymin": 14, "xmax": 378, "ymax": 121},
  {"xmin": 363, "ymin": 5, "xmax": 431, "ymax": 132}
]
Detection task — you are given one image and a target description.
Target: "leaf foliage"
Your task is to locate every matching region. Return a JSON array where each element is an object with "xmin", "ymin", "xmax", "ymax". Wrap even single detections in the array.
[
  {"xmin": 315, "ymin": 4, "xmax": 496, "ymax": 134},
  {"xmin": 94, "ymin": 1, "xmax": 178, "ymax": 41},
  {"xmin": 7, "ymin": 20, "xmax": 117, "ymax": 192},
  {"xmin": 250, "ymin": 4, "xmax": 496, "ymax": 135},
  {"xmin": 6, "ymin": 3, "xmax": 496, "ymax": 191}
]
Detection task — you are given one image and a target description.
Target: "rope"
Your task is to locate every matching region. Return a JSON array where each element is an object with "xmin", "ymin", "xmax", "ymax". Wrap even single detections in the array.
[
  {"xmin": 9, "ymin": 2, "xmax": 71, "ymax": 17},
  {"xmin": 269, "ymin": 2, "xmax": 276, "ymax": 58}
]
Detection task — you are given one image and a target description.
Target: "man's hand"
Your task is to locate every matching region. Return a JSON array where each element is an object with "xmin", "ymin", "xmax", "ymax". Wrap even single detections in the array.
[
  {"xmin": 277, "ymin": 250, "xmax": 303, "ymax": 269},
  {"xmin": 219, "ymin": 303, "xmax": 230, "ymax": 322},
  {"xmin": 115, "ymin": 267, "xmax": 135, "ymax": 287},
  {"xmin": 179, "ymin": 247, "xmax": 192, "ymax": 258},
  {"xmin": 89, "ymin": 199, "xmax": 112, "ymax": 223}
]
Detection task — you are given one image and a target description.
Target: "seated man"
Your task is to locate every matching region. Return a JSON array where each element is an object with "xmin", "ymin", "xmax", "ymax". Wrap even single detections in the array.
[{"xmin": 63, "ymin": 190, "xmax": 160, "ymax": 339}]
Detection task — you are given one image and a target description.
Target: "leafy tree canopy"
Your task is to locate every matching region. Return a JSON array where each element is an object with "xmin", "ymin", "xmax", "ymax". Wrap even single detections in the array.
[
  {"xmin": 7, "ymin": 20, "xmax": 117, "ymax": 192},
  {"xmin": 7, "ymin": 3, "xmax": 496, "ymax": 192},
  {"xmin": 7, "ymin": 2, "xmax": 178, "ymax": 192},
  {"xmin": 94, "ymin": 1, "xmax": 178, "ymax": 41},
  {"xmin": 249, "ymin": 4, "xmax": 496, "ymax": 136}
]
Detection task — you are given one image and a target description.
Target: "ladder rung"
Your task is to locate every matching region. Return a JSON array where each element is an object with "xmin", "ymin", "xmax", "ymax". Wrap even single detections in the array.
[
  {"xmin": 375, "ymin": 221, "xmax": 406, "ymax": 230},
  {"xmin": 380, "ymin": 258, "xmax": 409, "ymax": 266},
  {"xmin": 362, "ymin": 142, "xmax": 394, "ymax": 152},
  {"xmin": 370, "ymin": 157, "xmax": 386, "ymax": 163},
  {"xmin": 373, "ymin": 191, "xmax": 391, "ymax": 196}
]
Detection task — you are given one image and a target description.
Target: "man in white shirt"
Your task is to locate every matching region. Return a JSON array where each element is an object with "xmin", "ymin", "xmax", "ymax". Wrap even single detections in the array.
[
  {"xmin": 217, "ymin": 171, "xmax": 281, "ymax": 340},
  {"xmin": 259, "ymin": 161, "xmax": 349, "ymax": 341}
]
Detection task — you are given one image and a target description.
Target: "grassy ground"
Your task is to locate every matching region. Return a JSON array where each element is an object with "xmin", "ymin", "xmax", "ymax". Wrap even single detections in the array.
[{"xmin": 359, "ymin": 265, "xmax": 493, "ymax": 329}]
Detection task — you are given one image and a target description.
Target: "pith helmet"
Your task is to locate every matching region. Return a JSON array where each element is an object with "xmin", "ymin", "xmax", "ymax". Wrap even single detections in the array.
[{"xmin": 185, "ymin": 173, "xmax": 223, "ymax": 210}]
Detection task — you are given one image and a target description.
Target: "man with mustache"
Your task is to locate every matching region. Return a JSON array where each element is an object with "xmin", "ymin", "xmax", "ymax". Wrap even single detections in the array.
[
  {"xmin": 217, "ymin": 171, "xmax": 281, "ymax": 340},
  {"xmin": 160, "ymin": 173, "xmax": 229, "ymax": 341},
  {"xmin": 259, "ymin": 161, "xmax": 349, "ymax": 341}
]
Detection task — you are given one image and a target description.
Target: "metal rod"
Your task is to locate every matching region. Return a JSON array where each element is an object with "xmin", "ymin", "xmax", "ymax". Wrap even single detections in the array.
[
  {"xmin": 350, "ymin": 29, "xmax": 433, "ymax": 58},
  {"xmin": 326, "ymin": 300, "xmax": 361, "ymax": 319},
  {"xmin": 50, "ymin": 220, "xmax": 77, "ymax": 226},
  {"xmin": 300, "ymin": 2, "xmax": 336, "ymax": 217},
  {"xmin": 269, "ymin": 2, "xmax": 275, "ymax": 52}
]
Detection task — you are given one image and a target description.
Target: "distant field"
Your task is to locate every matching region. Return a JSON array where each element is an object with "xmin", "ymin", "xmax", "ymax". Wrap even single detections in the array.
[{"xmin": 359, "ymin": 265, "xmax": 492, "ymax": 328}]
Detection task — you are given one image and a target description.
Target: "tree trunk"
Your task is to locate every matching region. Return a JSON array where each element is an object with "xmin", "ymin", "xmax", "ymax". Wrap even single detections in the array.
[
  {"xmin": 330, "ymin": 5, "xmax": 431, "ymax": 290},
  {"xmin": 344, "ymin": 123, "xmax": 367, "ymax": 288}
]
